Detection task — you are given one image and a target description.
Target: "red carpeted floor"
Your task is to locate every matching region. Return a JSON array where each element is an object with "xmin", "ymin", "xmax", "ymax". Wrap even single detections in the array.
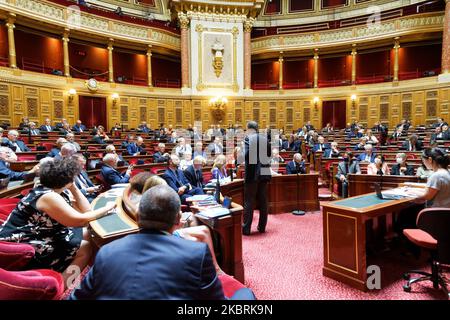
[{"xmin": 241, "ymin": 208, "xmax": 448, "ymax": 300}]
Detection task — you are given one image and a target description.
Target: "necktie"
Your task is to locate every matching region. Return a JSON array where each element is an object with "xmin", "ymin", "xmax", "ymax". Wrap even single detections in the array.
[
  {"xmin": 215, "ymin": 144, "xmax": 219, "ymax": 154},
  {"xmin": 196, "ymin": 170, "xmax": 202, "ymax": 187},
  {"xmin": 77, "ymin": 175, "xmax": 89, "ymax": 189},
  {"xmin": 47, "ymin": 126, "xmax": 51, "ymax": 131}
]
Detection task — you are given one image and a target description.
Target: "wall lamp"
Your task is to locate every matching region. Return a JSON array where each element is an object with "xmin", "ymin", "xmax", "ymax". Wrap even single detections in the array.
[
  {"xmin": 351, "ymin": 94, "xmax": 357, "ymax": 109},
  {"xmin": 313, "ymin": 97, "xmax": 320, "ymax": 110},
  {"xmin": 112, "ymin": 93, "xmax": 119, "ymax": 106},
  {"xmin": 68, "ymin": 88, "xmax": 77, "ymax": 103}
]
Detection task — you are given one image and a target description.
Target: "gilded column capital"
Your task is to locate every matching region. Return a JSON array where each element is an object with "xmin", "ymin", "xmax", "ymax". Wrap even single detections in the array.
[
  {"xmin": 313, "ymin": 49, "xmax": 319, "ymax": 59},
  {"xmin": 178, "ymin": 13, "xmax": 190, "ymax": 30},
  {"xmin": 244, "ymin": 18, "xmax": 254, "ymax": 33},
  {"xmin": 147, "ymin": 45, "xmax": 152, "ymax": 56}
]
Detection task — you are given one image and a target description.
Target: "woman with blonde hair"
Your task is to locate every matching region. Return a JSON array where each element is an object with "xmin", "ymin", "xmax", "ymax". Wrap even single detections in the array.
[
  {"xmin": 142, "ymin": 175, "xmax": 167, "ymax": 193},
  {"xmin": 211, "ymin": 154, "xmax": 228, "ymax": 180}
]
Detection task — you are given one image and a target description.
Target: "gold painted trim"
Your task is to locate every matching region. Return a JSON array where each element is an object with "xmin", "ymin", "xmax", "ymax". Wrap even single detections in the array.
[{"xmin": 326, "ymin": 211, "xmax": 359, "ymax": 274}]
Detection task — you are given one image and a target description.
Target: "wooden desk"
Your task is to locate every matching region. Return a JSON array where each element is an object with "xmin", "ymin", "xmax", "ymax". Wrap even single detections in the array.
[
  {"xmin": 322, "ymin": 193, "xmax": 417, "ymax": 291},
  {"xmin": 220, "ymin": 174, "xmax": 320, "ymax": 213},
  {"xmin": 88, "ymin": 186, "xmax": 245, "ymax": 283},
  {"xmin": 348, "ymin": 174, "xmax": 420, "ymax": 197}
]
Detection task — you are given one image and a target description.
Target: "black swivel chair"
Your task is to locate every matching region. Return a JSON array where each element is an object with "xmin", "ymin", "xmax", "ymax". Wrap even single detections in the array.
[{"xmin": 402, "ymin": 208, "xmax": 450, "ymax": 299}]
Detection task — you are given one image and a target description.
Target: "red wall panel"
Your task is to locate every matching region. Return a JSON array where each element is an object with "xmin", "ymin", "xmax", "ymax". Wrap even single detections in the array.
[
  {"xmin": 252, "ymin": 61, "xmax": 279, "ymax": 88},
  {"xmin": 151, "ymin": 56, "xmax": 181, "ymax": 87},
  {"xmin": 318, "ymin": 55, "xmax": 350, "ymax": 83},
  {"xmin": 284, "ymin": 59, "xmax": 311, "ymax": 87},
  {"xmin": 398, "ymin": 43, "xmax": 441, "ymax": 75},
  {"xmin": 69, "ymin": 42, "xmax": 108, "ymax": 78},
  {"xmin": 0, "ymin": 25, "xmax": 8, "ymax": 62},
  {"xmin": 357, "ymin": 50, "xmax": 391, "ymax": 78},
  {"xmin": 113, "ymin": 51, "xmax": 147, "ymax": 84}
]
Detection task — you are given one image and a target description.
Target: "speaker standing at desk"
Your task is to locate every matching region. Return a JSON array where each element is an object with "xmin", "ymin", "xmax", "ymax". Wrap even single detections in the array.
[{"xmin": 242, "ymin": 121, "xmax": 272, "ymax": 236}]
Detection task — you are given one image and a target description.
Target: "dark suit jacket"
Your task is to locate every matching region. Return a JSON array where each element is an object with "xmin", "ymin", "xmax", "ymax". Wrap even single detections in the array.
[
  {"xmin": 401, "ymin": 140, "xmax": 423, "ymax": 151},
  {"xmin": 162, "ymin": 168, "xmax": 190, "ymax": 193},
  {"xmin": 39, "ymin": 125, "xmax": 55, "ymax": 132},
  {"xmin": 0, "ymin": 160, "xmax": 30, "ymax": 181},
  {"xmin": 47, "ymin": 148, "xmax": 60, "ymax": 158},
  {"xmin": 244, "ymin": 132, "xmax": 272, "ymax": 183},
  {"xmin": 357, "ymin": 153, "xmax": 376, "ymax": 163},
  {"xmin": 207, "ymin": 143, "xmax": 224, "ymax": 155},
  {"xmin": 92, "ymin": 135, "xmax": 106, "ymax": 145},
  {"xmin": 69, "ymin": 230, "xmax": 225, "ymax": 300},
  {"xmin": 101, "ymin": 165, "xmax": 130, "ymax": 185},
  {"xmin": 323, "ymin": 149, "xmax": 340, "ymax": 158},
  {"xmin": 390, "ymin": 164, "xmax": 415, "ymax": 176},
  {"xmin": 1, "ymin": 139, "xmax": 30, "ymax": 152},
  {"xmin": 312, "ymin": 143, "xmax": 330, "ymax": 153},
  {"xmin": 286, "ymin": 160, "xmax": 306, "ymax": 175},
  {"xmin": 74, "ymin": 171, "xmax": 96, "ymax": 197},
  {"xmin": 153, "ymin": 151, "xmax": 169, "ymax": 163},
  {"xmin": 126, "ymin": 143, "xmax": 143, "ymax": 156},
  {"xmin": 336, "ymin": 161, "xmax": 361, "ymax": 180},
  {"xmin": 184, "ymin": 165, "xmax": 204, "ymax": 188},
  {"xmin": 72, "ymin": 124, "xmax": 87, "ymax": 133}
]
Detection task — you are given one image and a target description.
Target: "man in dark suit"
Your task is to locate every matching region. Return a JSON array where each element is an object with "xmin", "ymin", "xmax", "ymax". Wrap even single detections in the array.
[
  {"xmin": 69, "ymin": 185, "xmax": 252, "ymax": 300},
  {"xmin": 336, "ymin": 152, "xmax": 361, "ymax": 198},
  {"xmin": 401, "ymin": 134, "xmax": 423, "ymax": 151},
  {"xmin": 22, "ymin": 122, "xmax": 40, "ymax": 136},
  {"xmin": 126, "ymin": 135, "xmax": 142, "ymax": 156},
  {"xmin": 432, "ymin": 117, "xmax": 448, "ymax": 129},
  {"xmin": 184, "ymin": 156, "xmax": 205, "ymax": 188},
  {"xmin": 46, "ymin": 138, "xmax": 67, "ymax": 158},
  {"xmin": 73, "ymin": 154, "xmax": 100, "ymax": 202},
  {"xmin": 39, "ymin": 118, "xmax": 55, "ymax": 132},
  {"xmin": 153, "ymin": 143, "xmax": 170, "ymax": 163},
  {"xmin": 72, "ymin": 120, "xmax": 87, "ymax": 133},
  {"xmin": 323, "ymin": 141, "xmax": 340, "ymax": 158},
  {"xmin": 312, "ymin": 136, "xmax": 330, "ymax": 153},
  {"xmin": 137, "ymin": 121, "xmax": 151, "ymax": 134},
  {"xmin": 207, "ymin": 137, "xmax": 224, "ymax": 155},
  {"xmin": 2, "ymin": 130, "xmax": 30, "ymax": 152},
  {"xmin": 162, "ymin": 154, "xmax": 203, "ymax": 204},
  {"xmin": 0, "ymin": 147, "xmax": 39, "ymax": 182},
  {"xmin": 100, "ymin": 153, "xmax": 132, "ymax": 186},
  {"xmin": 286, "ymin": 153, "xmax": 306, "ymax": 175},
  {"xmin": 391, "ymin": 153, "xmax": 415, "ymax": 176},
  {"xmin": 304, "ymin": 121, "xmax": 314, "ymax": 131},
  {"xmin": 357, "ymin": 144, "xmax": 376, "ymax": 163},
  {"xmin": 242, "ymin": 121, "xmax": 272, "ymax": 236}
]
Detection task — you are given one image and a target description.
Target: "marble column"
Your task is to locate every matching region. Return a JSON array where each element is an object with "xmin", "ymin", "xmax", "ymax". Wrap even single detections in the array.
[
  {"xmin": 107, "ymin": 39, "xmax": 114, "ymax": 83},
  {"xmin": 313, "ymin": 49, "xmax": 319, "ymax": 88},
  {"xmin": 393, "ymin": 38, "xmax": 400, "ymax": 82},
  {"xmin": 6, "ymin": 16, "xmax": 16, "ymax": 69},
  {"xmin": 244, "ymin": 18, "xmax": 253, "ymax": 90},
  {"xmin": 278, "ymin": 52, "xmax": 284, "ymax": 90},
  {"xmin": 147, "ymin": 45, "xmax": 153, "ymax": 87},
  {"xmin": 441, "ymin": 0, "xmax": 450, "ymax": 74},
  {"xmin": 62, "ymin": 31, "xmax": 70, "ymax": 77},
  {"xmin": 351, "ymin": 46, "xmax": 357, "ymax": 85},
  {"xmin": 179, "ymin": 13, "xmax": 190, "ymax": 89}
]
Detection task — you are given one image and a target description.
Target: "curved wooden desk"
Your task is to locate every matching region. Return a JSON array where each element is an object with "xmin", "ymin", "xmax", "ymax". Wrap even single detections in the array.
[{"xmin": 88, "ymin": 186, "xmax": 245, "ymax": 283}]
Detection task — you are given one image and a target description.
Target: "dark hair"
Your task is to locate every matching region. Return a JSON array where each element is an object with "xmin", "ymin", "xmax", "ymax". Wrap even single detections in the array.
[
  {"xmin": 430, "ymin": 147, "xmax": 450, "ymax": 169},
  {"xmin": 138, "ymin": 185, "xmax": 181, "ymax": 231},
  {"xmin": 39, "ymin": 157, "xmax": 81, "ymax": 189},
  {"xmin": 130, "ymin": 172, "xmax": 153, "ymax": 194},
  {"xmin": 247, "ymin": 121, "xmax": 258, "ymax": 131}
]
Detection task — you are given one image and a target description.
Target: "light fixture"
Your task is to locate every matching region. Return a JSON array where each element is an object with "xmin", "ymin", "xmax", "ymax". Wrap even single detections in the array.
[
  {"xmin": 112, "ymin": 93, "xmax": 119, "ymax": 106},
  {"xmin": 68, "ymin": 88, "xmax": 76, "ymax": 103},
  {"xmin": 209, "ymin": 96, "xmax": 228, "ymax": 122},
  {"xmin": 351, "ymin": 94, "xmax": 357, "ymax": 109},
  {"xmin": 313, "ymin": 97, "xmax": 320, "ymax": 109}
]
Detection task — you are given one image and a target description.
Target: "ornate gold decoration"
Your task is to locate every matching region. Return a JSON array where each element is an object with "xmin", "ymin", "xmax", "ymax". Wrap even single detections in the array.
[
  {"xmin": 0, "ymin": 95, "xmax": 9, "ymax": 116},
  {"xmin": 211, "ymin": 39, "xmax": 224, "ymax": 78},
  {"xmin": 53, "ymin": 100, "xmax": 63, "ymax": 118},
  {"xmin": 27, "ymin": 97, "xmax": 38, "ymax": 117},
  {"xmin": 178, "ymin": 13, "xmax": 190, "ymax": 30},
  {"xmin": 209, "ymin": 96, "xmax": 227, "ymax": 123},
  {"xmin": 244, "ymin": 18, "xmax": 254, "ymax": 33}
]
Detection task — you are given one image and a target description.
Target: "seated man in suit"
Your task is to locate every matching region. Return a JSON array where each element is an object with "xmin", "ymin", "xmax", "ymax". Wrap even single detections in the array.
[
  {"xmin": 155, "ymin": 128, "xmax": 167, "ymax": 141},
  {"xmin": 286, "ymin": 153, "xmax": 306, "ymax": 175},
  {"xmin": 137, "ymin": 121, "xmax": 151, "ymax": 134},
  {"xmin": 207, "ymin": 137, "xmax": 224, "ymax": 156},
  {"xmin": 401, "ymin": 134, "xmax": 423, "ymax": 151},
  {"xmin": 101, "ymin": 153, "xmax": 132, "ymax": 186},
  {"xmin": 18, "ymin": 117, "xmax": 29, "ymax": 131},
  {"xmin": 312, "ymin": 136, "xmax": 329, "ymax": 153},
  {"xmin": 184, "ymin": 156, "xmax": 206, "ymax": 189},
  {"xmin": 324, "ymin": 141, "xmax": 340, "ymax": 158},
  {"xmin": 91, "ymin": 128, "xmax": 107, "ymax": 145},
  {"xmin": 390, "ymin": 127, "xmax": 404, "ymax": 142},
  {"xmin": 66, "ymin": 133, "xmax": 81, "ymax": 152},
  {"xmin": 22, "ymin": 122, "xmax": 40, "ymax": 136},
  {"xmin": 430, "ymin": 126, "xmax": 444, "ymax": 144},
  {"xmin": 153, "ymin": 143, "xmax": 170, "ymax": 163},
  {"xmin": 391, "ymin": 152, "xmax": 415, "ymax": 176},
  {"xmin": 304, "ymin": 121, "xmax": 314, "ymax": 131},
  {"xmin": 336, "ymin": 152, "xmax": 361, "ymax": 198},
  {"xmin": 357, "ymin": 144, "xmax": 376, "ymax": 163},
  {"xmin": 39, "ymin": 118, "xmax": 55, "ymax": 133},
  {"xmin": 162, "ymin": 154, "xmax": 204, "ymax": 204},
  {"xmin": 126, "ymin": 135, "xmax": 141, "ymax": 156},
  {"xmin": 271, "ymin": 148, "xmax": 285, "ymax": 164},
  {"xmin": 104, "ymin": 144, "xmax": 128, "ymax": 166},
  {"xmin": 0, "ymin": 146, "xmax": 39, "ymax": 182},
  {"xmin": 73, "ymin": 154, "xmax": 100, "ymax": 203},
  {"xmin": 432, "ymin": 117, "xmax": 447, "ymax": 129},
  {"xmin": 2, "ymin": 130, "xmax": 31, "ymax": 152},
  {"xmin": 441, "ymin": 124, "xmax": 450, "ymax": 140},
  {"xmin": 56, "ymin": 118, "xmax": 68, "ymax": 130},
  {"xmin": 47, "ymin": 138, "xmax": 67, "ymax": 158},
  {"xmin": 60, "ymin": 123, "xmax": 73, "ymax": 135},
  {"xmin": 72, "ymin": 120, "xmax": 87, "ymax": 133},
  {"xmin": 69, "ymin": 185, "xmax": 254, "ymax": 300},
  {"xmin": 174, "ymin": 137, "xmax": 192, "ymax": 158}
]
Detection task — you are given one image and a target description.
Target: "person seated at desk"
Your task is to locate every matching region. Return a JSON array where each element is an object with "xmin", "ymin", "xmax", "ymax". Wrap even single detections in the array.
[
  {"xmin": 271, "ymin": 148, "xmax": 285, "ymax": 164},
  {"xmin": 346, "ymin": 128, "xmax": 363, "ymax": 139},
  {"xmin": 0, "ymin": 157, "xmax": 116, "ymax": 287},
  {"xmin": 153, "ymin": 143, "xmax": 170, "ymax": 163},
  {"xmin": 313, "ymin": 136, "xmax": 329, "ymax": 153},
  {"xmin": 66, "ymin": 133, "xmax": 81, "ymax": 152},
  {"xmin": 137, "ymin": 121, "xmax": 152, "ymax": 134},
  {"xmin": 167, "ymin": 132, "xmax": 178, "ymax": 144},
  {"xmin": 179, "ymin": 151, "xmax": 193, "ymax": 171},
  {"xmin": 184, "ymin": 156, "xmax": 206, "ymax": 189},
  {"xmin": 390, "ymin": 127, "xmax": 405, "ymax": 142},
  {"xmin": 121, "ymin": 134, "xmax": 133, "ymax": 150},
  {"xmin": 155, "ymin": 128, "xmax": 167, "ymax": 141},
  {"xmin": 367, "ymin": 154, "xmax": 390, "ymax": 175},
  {"xmin": 193, "ymin": 141, "xmax": 207, "ymax": 160},
  {"xmin": 2, "ymin": 130, "xmax": 30, "ymax": 152},
  {"xmin": 56, "ymin": 118, "xmax": 69, "ymax": 130},
  {"xmin": 353, "ymin": 137, "xmax": 367, "ymax": 151},
  {"xmin": 336, "ymin": 152, "xmax": 361, "ymax": 198},
  {"xmin": 364, "ymin": 129, "xmax": 378, "ymax": 144},
  {"xmin": 101, "ymin": 153, "xmax": 132, "ymax": 186},
  {"xmin": 174, "ymin": 137, "xmax": 192, "ymax": 158},
  {"xmin": 162, "ymin": 154, "xmax": 204, "ymax": 204},
  {"xmin": 47, "ymin": 138, "xmax": 67, "ymax": 158},
  {"xmin": 286, "ymin": 153, "xmax": 306, "ymax": 175},
  {"xmin": 126, "ymin": 135, "xmax": 145, "ymax": 156},
  {"xmin": 60, "ymin": 123, "xmax": 73, "ymax": 135},
  {"xmin": 391, "ymin": 152, "xmax": 415, "ymax": 176},
  {"xmin": 322, "ymin": 122, "xmax": 333, "ymax": 133},
  {"xmin": 323, "ymin": 141, "xmax": 340, "ymax": 158},
  {"xmin": 432, "ymin": 117, "xmax": 448, "ymax": 129},
  {"xmin": 396, "ymin": 119, "xmax": 410, "ymax": 132},
  {"xmin": 401, "ymin": 134, "xmax": 423, "ymax": 151},
  {"xmin": 416, "ymin": 149, "xmax": 434, "ymax": 181},
  {"xmin": 69, "ymin": 185, "xmax": 254, "ymax": 300},
  {"xmin": 103, "ymin": 144, "xmax": 128, "ymax": 166},
  {"xmin": 207, "ymin": 137, "xmax": 224, "ymax": 155},
  {"xmin": 39, "ymin": 118, "xmax": 55, "ymax": 133},
  {"xmin": 72, "ymin": 120, "xmax": 87, "ymax": 133},
  {"xmin": 73, "ymin": 154, "xmax": 101, "ymax": 203},
  {"xmin": 91, "ymin": 128, "xmax": 108, "ymax": 145},
  {"xmin": 304, "ymin": 121, "xmax": 314, "ymax": 132},
  {"xmin": 0, "ymin": 146, "xmax": 39, "ymax": 182},
  {"xmin": 18, "ymin": 116, "xmax": 29, "ymax": 131},
  {"xmin": 357, "ymin": 144, "xmax": 376, "ymax": 163},
  {"xmin": 441, "ymin": 124, "xmax": 450, "ymax": 140},
  {"xmin": 22, "ymin": 122, "xmax": 40, "ymax": 136},
  {"xmin": 110, "ymin": 123, "xmax": 122, "ymax": 137},
  {"xmin": 211, "ymin": 155, "xmax": 228, "ymax": 181}
]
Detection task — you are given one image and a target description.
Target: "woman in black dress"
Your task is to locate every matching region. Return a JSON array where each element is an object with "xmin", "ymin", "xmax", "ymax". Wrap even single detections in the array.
[{"xmin": 0, "ymin": 157, "xmax": 115, "ymax": 287}]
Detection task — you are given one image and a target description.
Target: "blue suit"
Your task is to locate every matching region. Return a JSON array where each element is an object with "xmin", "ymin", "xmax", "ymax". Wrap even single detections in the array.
[
  {"xmin": 126, "ymin": 143, "xmax": 143, "ymax": 156},
  {"xmin": 291, "ymin": 140, "xmax": 301, "ymax": 152},
  {"xmin": 312, "ymin": 143, "xmax": 330, "ymax": 153},
  {"xmin": 1, "ymin": 138, "xmax": 30, "ymax": 152},
  {"xmin": 286, "ymin": 160, "xmax": 306, "ymax": 175},
  {"xmin": 0, "ymin": 160, "xmax": 30, "ymax": 181},
  {"xmin": 69, "ymin": 230, "xmax": 226, "ymax": 300},
  {"xmin": 323, "ymin": 149, "xmax": 340, "ymax": 158},
  {"xmin": 72, "ymin": 124, "xmax": 87, "ymax": 133},
  {"xmin": 47, "ymin": 148, "xmax": 60, "ymax": 158},
  {"xmin": 357, "ymin": 153, "xmax": 377, "ymax": 163},
  {"xmin": 74, "ymin": 170, "xmax": 97, "ymax": 202},
  {"xmin": 162, "ymin": 168, "xmax": 203, "ymax": 204},
  {"xmin": 39, "ymin": 125, "xmax": 54, "ymax": 132},
  {"xmin": 101, "ymin": 165, "xmax": 130, "ymax": 185}
]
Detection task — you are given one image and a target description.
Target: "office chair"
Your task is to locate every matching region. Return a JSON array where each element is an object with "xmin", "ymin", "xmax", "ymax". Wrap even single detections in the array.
[{"xmin": 402, "ymin": 208, "xmax": 450, "ymax": 299}]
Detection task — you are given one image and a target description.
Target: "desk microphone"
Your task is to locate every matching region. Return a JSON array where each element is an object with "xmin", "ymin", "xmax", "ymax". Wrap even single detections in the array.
[{"xmin": 292, "ymin": 163, "xmax": 305, "ymax": 216}]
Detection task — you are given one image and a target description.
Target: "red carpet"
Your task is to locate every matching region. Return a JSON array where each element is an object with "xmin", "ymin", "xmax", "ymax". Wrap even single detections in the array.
[{"xmin": 242, "ymin": 208, "xmax": 448, "ymax": 300}]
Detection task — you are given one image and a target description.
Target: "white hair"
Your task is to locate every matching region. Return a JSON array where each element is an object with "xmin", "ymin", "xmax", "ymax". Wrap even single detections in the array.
[
  {"xmin": 8, "ymin": 130, "xmax": 18, "ymax": 136},
  {"xmin": 158, "ymin": 143, "xmax": 165, "ymax": 149},
  {"xmin": 61, "ymin": 143, "xmax": 77, "ymax": 158},
  {"xmin": 103, "ymin": 153, "xmax": 117, "ymax": 164},
  {"xmin": 364, "ymin": 144, "xmax": 373, "ymax": 151}
]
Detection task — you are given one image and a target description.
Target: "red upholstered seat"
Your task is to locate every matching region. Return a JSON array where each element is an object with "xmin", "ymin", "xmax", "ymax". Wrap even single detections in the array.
[
  {"xmin": 16, "ymin": 155, "xmax": 35, "ymax": 161},
  {"xmin": 40, "ymin": 142, "xmax": 54, "ymax": 151},
  {"xmin": 218, "ymin": 274, "xmax": 246, "ymax": 298},
  {"xmin": 203, "ymin": 171, "xmax": 212, "ymax": 183},
  {"xmin": 130, "ymin": 169, "xmax": 144, "ymax": 177},
  {"xmin": 20, "ymin": 188, "xmax": 32, "ymax": 198},
  {"xmin": 0, "ymin": 241, "xmax": 35, "ymax": 270},
  {"xmin": 95, "ymin": 174, "xmax": 111, "ymax": 191},
  {"xmin": 403, "ymin": 229, "xmax": 437, "ymax": 250},
  {"xmin": 150, "ymin": 166, "xmax": 167, "ymax": 174},
  {"xmin": 0, "ymin": 268, "xmax": 64, "ymax": 300},
  {"xmin": 0, "ymin": 198, "xmax": 19, "ymax": 223}
]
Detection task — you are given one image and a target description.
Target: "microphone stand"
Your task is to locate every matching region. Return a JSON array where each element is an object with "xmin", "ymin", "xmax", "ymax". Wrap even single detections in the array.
[{"xmin": 292, "ymin": 163, "xmax": 305, "ymax": 216}]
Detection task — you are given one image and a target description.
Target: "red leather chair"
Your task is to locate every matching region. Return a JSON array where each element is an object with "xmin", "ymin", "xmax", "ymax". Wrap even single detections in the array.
[
  {"xmin": 95, "ymin": 173, "xmax": 111, "ymax": 191},
  {"xmin": 0, "ymin": 268, "xmax": 64, "ymax": 300},
  {"xmin": 0, "ymin": 241, "xmax": 35, "ymax": 270},
  {"xmin": 218, "ymin": 274, "xmax": 247, "ymax": 299},
  {"xmin": 0, "ymin": 198, "xmax": 20, "ymax": 221},
  {"xmin": 40, "ymin": 142, "xmax": 54, "ymax": 152},
  {"xmin": 403, "ymin": 208, "xmax": 450, "ymax": 299}
]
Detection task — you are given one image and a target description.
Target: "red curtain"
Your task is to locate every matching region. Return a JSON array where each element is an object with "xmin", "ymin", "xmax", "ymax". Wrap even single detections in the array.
[
  {"xmin": 78, "ymin": 96, "xmax": 107, "ymax": 129},
  {"xmin": 322, "ymin": 100, "xmax": 347, "ymax": 129}
]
